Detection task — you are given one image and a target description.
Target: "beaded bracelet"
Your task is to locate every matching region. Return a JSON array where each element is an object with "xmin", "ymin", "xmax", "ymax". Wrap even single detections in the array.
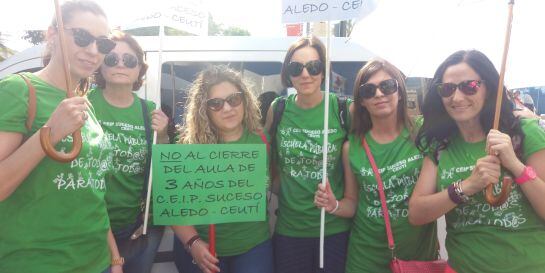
[{"xmin": 329, "ymin": 200, "xmax": 340, "ymax": 214}]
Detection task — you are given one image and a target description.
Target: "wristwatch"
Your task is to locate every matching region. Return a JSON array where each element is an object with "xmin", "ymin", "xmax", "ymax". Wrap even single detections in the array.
[{"xmin": 515, "ymin": 166, "xmax": 537, "ymax": 185}]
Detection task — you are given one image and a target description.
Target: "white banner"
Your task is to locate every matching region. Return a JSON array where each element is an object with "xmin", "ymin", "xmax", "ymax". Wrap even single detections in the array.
[
  {"xmin": 123, "ymin": 0, "xmax": 208, "ymax": 36},
  {"xmin": 281, "ymin": 0, "xmax": 377, "ymax": 23}
]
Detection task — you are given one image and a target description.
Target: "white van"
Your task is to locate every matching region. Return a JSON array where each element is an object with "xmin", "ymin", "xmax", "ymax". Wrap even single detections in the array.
[{"xmin": 0, "ymin": 35, "xmax": 379, "ymax": 272}]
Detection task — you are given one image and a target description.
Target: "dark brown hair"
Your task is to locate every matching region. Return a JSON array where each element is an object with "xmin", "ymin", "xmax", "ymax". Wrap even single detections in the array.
[
  {"xmin": 352, "ymin": 58, "xmax": 413, "ymax": 137},
  {"xmin": 95, "ymin": 30, "xmax": 148, "ymax": 91},
  {"xmin": 280, "ymin": 35, "xmax": 326, "ymax": 88}
]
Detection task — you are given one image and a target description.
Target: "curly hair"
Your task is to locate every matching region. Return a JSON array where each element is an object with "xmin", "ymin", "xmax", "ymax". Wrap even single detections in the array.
[
  {"xmin": 179, "ymin": 65, "xmax": 263, "ymax": 144},
  {"xmin": 351, "ymin": 58, "xmax": 413, "ymax": 138},
  {"xmin": 415, "ymin": 50, "xmax": 523, "ymax": 162},
  {"xmin": 94, "ymin": 30, "xmax": 148, "ymax": 91}
]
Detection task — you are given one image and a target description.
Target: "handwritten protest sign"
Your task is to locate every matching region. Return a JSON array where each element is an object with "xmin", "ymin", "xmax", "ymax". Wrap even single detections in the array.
[
  {"xmin": 152, "ymin": 144, "xmax": 268, "ymax": 226},
  {"xmin": 281, "ymin": 0, "xmax": 377, "ymax": 23},
  {"xmin": 122, "ymin": 0, "xmax": 208, "ymax": 36}
]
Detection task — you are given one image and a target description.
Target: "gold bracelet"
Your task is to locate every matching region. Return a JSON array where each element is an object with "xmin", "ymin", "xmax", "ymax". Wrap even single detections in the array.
[{"xmin": 111, "ymin": 257, "xmax": 125, "ymax": 266}]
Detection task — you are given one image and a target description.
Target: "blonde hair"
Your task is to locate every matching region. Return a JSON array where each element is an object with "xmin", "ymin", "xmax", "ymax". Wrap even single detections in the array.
[{"xmin": 179, "ymin": 65, "xmax": 262, "ymax": 144}]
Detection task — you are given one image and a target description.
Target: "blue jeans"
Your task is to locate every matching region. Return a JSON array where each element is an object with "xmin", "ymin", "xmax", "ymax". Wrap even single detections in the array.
[
  {"xmin": 174, "ymin": 238, "xmax": 273, "ymax": 273},
  {"xmin": 273, "ymin": 231, "xmax": 349, "ymax": 273},
  {"xmin": 115, "ymin": 225, "xmax": 164, "ymax": 273}
]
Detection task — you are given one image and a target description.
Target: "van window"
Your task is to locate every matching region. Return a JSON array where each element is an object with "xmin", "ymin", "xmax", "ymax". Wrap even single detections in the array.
[{"xmin": 160, "ymin": 61, "xmax": 428, "ymax": 125}]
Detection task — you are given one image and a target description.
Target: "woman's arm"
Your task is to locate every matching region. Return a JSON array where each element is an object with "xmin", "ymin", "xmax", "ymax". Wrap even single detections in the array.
[
  {"xmin": 0, "ymin": 97, "xmax": 88, "ymax": 201},
  {"xmin": 314, "ymin": 141, "xmax": 358, "ymax": 218},
  {"xmin": 409, "ymin": 155, "xmax": 502, "ymax": 225},
  {"xmin": 152, "ymin": 109, "xmax": 170, "ymax": 144},
  {"xmin": 171, "ymin": 225, "xmax": 219, "ymax": 273},
  {"xmin": 107, "ymin": 229, "xmax": 123, "ymax": 273},
  {"xmin": 487, "ymin": 129, "xmax": 545, "ymax": 219}
]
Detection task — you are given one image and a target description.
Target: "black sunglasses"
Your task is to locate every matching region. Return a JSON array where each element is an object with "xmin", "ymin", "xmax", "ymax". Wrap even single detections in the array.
[
  {"xmin": 206, "ymin": 92, "xmax": 244, "ymax": 112},
  {"xmin": 436, "ymin": 80, "xmax": 483, "ymax": 98},
  {"xmin": 287, "ymin": 60, "xmax": 323, "ymax": 77},
  {"xmin": 104, "ymin": 52, "xmax": 139, "ymax": 69},
  {"xmin": 65, "ymin": 28, "xmax": 116, "ymax": 55},
  {"xmin": 358, "ymin": 79, "xmax": 398, "ymax": 99}
]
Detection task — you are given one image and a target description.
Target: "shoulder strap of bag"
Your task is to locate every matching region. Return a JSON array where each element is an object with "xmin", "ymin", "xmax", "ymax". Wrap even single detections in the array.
[
  {"xmin": 258, "ymin": 130, "xmax": 270, "ymax": 154},
  {"xmin": 140, "ymin": 98, "xmax": 153, "ymax": 202},
  {"xmin": 17, "ymin": 74, "xmax": 37, "ymax": 132},
  {"xmin": 269, "ymin": 97, "xmax": 286, "ymax": 140},
  {"xmin": 362, "ymin": 137, "xmax": 396, "ymax": 252},
  {"xmin": 337, "ymin": 96, "xmax": 349, "ymax": 132}
]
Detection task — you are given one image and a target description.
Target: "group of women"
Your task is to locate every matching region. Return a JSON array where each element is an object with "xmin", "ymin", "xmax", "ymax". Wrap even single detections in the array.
[{"xmin": 0, "ymin": 1, "xmax": 544, "ymax": 273}]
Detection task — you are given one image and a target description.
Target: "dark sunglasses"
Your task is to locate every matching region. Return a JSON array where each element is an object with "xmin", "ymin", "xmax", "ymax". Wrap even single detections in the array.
[
  {"xmin": 104, "ymin": 52, "xmax": 139, "ymax": 69},
  {"xmin": 287, "ymin": 60, "xmax": 323, "ymax": 77},
  {"xmin": 358, "ymin": 79, "xmax": 398, "ymax": 99},
  {"xmin": 206, "ymin": 92, "xmax": 244, "ymax": 112},
  {"xmin": 65, "ymin": 28, "xmax": 116, "ymax": 55},
  {"xmin": 436, "ymin": 80, "xmax": 483, "ymax": 98}
]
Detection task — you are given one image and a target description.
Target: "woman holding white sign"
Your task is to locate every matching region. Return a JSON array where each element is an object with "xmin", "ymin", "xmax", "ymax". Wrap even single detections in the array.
[
  {"xmin": 265, "ymin": 36, "xmax": 351, "ymax": 273},
  {"xmin": 172, "ymin": 65, "xmax": 273, "ymax": 273},
  {"xmin": 314, "ymin": 59, "xmax": 439, "ymax": 273},
  {"xmin": 89, "ymin": 30, "xmax": 170, "ymax": 273}
]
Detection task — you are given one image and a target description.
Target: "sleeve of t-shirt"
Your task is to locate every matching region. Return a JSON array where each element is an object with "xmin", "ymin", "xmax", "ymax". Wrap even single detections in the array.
[
  {"xmin": 0, "ymin": 74, "xmax": 30, "ymax": 134},
  {"xmin": 520, "ymin": 118, "xmax": 545, "ymax": 161}
]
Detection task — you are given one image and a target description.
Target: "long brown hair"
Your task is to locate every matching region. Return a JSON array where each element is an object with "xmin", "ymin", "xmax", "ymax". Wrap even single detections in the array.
[{"xmin": 352, "ymin": 58, "xmax": 413, "ymax": 137}]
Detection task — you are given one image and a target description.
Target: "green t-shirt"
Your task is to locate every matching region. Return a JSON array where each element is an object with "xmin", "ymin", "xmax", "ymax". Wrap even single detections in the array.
[
  {"xmin": 346, "ymin": 129, "xmax": 438, "ymax": 273},
  {"xmin": 436, "ymin": 119, "xmax": 545, "ymax": 273},
  {"xmin": 273, "ymin": 93, "xmax": 351, "ymax": 237},
  {"xmin": 195, "ymin": 129, "xmax": 271, "ymax": 256},
  {"xmin": 0, "ymin": 73, "xmax": 113, "ymax": 273},
  {"xmin": 88, "ymin": 88, "xmax": 155, "ymax": 231}
]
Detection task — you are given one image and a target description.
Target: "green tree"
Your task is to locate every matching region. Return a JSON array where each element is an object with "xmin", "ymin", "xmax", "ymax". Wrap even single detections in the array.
[
  {"xmin": 22, "ymin": 30, "xmax": 45, "ymax": 45},
  {"xmin": 208, "ymin": 15, "xmax": 250, "ymax": 36}
]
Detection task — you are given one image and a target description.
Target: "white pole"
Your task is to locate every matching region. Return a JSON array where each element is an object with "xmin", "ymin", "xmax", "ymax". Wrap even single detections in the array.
[
  {"xmin": 319, "ymin": 20, "xmax": 332, "ymax": 269},
  {"xmin": 143, "ymin": 24, "xmax": 164, "ymax": 235}
]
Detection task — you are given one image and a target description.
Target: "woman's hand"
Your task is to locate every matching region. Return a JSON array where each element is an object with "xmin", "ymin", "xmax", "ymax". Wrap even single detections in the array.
[
  {"xmin": 151, "ymin": 109, "xmax": 169, "ymax": 143},
  {"xmin": 189, "ymin": 240, "xmax": 220, "ymax": 273},
  {"xmin": 463, "ymin": 155, "xmax": 502, "ymax": 196},
  {"xmin": 110, "ymin": 264, "xmax": 123, "ymax": 273},
  {"xmin": 486, "ymin": 129, "xmax": 525, "ymax": 174},
  {"xmin": 314, "ymin": 181, "xmax": 337, "ymax": 213},
  {"xmin": 44, "ymin": 97, "xmax": 89, "ymax": 144}
]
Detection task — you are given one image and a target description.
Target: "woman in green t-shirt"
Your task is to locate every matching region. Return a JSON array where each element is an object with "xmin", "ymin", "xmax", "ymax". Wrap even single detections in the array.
[
  {"xmin": 172, "ymin": 66, "xmax": 272, "ymax": 273},
  {"xmin": 411, "ymin": 50, "xmax": 545, "ymax": 273},
  {"xmin": 314, "ymin": 58, "xmax": 438, "ymax": 273},
  {"xmin": 89, "ymin": 30, "xmax": 171, "ymax": 273},
  {"xmin": 0, "ymin": 1, "xmax": 122, "ymax": 273},
  {"xmin": 264, "ymin": 36, "xmax": 351, "ymax": 273}
]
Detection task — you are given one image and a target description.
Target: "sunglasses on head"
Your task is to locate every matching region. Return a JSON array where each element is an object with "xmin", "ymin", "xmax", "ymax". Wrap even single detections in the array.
[
  {"xmin": 206, "ymin": 92, "xmax": 244, "ymax": 112},
  {"xmin": 436, "ymin": 80, "xmax": 482, "ymax": 98},
  {"xmin": 104, "ymin": 52, "xmax": 139, "ymax": 69},
  {"xmin": 65, "ymin": 28, "xmax": 115, "ymax": 55},
  {"xmin": 358, "ymin": 79, "xmax": 398, "ymax": 99},
  {"xmin": 287, "ymin": 60, "xmax": 323, "ymax": 77}
]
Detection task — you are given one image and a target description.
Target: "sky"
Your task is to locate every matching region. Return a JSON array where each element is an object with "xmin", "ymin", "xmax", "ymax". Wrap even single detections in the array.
[{"xmin": 0, "ymin": 0, "xmax": 285, "ymax": 51}]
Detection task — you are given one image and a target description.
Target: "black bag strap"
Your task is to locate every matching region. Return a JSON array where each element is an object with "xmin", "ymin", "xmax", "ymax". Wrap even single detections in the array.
[
  {"xmin": 337, "ymin": 96, "xmax": 349, "ymax": 133},
  {"xmin": 140, "ymin": 98, "xmax": 153, "ymax": 202}
]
